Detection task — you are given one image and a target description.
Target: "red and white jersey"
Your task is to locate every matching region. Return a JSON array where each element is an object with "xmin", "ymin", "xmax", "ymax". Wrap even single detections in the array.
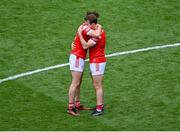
[
  {"xmin": 71, "ymin": 25, "xmax": 96, "ymax": 59},
  {"xmin": 89, "ymin": 29, "xmax": 106, "ymax": 63}
]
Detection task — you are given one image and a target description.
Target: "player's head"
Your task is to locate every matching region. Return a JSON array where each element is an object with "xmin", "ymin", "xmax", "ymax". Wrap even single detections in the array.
[
  {"xmin": 85, "ymin": 14, "xmax": 98, "ymax": 29},
  {"xmin": 84, "ymin": 11, "xmax": 99, "ymax": 26}
]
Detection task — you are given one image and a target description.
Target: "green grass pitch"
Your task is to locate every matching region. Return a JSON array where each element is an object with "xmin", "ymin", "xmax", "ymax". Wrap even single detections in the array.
[{"xmin": 0, "ymin": 0, "xmax": 180, "ymax": 130}]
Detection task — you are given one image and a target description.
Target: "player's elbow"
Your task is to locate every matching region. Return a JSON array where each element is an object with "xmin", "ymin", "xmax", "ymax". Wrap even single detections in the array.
[{"xmin": 82, "ymin": 45, "xmax": 88, "ymax": 50}]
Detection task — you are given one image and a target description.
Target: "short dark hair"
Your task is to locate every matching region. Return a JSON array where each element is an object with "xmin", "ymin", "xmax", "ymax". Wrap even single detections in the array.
[
  {"xmin": 84, "ymin": 14, "xmax": 97, "ymax": 24},
  {"xmin": 86, "ymin": 11, "xmax": 100, "ymax": 18}
]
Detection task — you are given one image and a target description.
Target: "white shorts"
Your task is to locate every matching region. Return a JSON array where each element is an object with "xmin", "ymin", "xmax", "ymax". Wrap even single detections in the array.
[
  {"xmin": 90, "ymin": 62, "xmax": 106, "ymax": 76},
  {"xmin": 69, "ymin": 54, "xmax": 85, "ymax": 72}
]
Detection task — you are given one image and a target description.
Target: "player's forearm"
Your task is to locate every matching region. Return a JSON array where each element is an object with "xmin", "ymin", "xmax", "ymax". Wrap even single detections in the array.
[{"xmin": 90, "ymin": 24, "xmax": 102, "ymax": 37}]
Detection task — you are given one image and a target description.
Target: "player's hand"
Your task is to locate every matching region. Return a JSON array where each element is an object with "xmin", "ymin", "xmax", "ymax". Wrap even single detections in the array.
[
  {"xmin": 71, "ymin": 42, "xmax": 76, "ymax": 49},
  {"xmin": 97, "ymin": 24, "xmax": 102, "ymax": 29}
]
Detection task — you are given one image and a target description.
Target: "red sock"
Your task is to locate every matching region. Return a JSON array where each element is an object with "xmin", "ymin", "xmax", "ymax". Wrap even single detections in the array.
[
  {"xmin": 96, "ymin": 104, "xmax": 103, "ymax": 111},
  {"xmin": 75, "ymin": 100, "xmax": 81, "ymax": 108},
  {"xmin": 69, "ymin": 102, "xmax": 74, "ymax": 110}
]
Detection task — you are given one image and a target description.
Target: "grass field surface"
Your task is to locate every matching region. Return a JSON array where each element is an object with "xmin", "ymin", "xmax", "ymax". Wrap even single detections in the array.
[{"xmin": 0, "ymin": 0, "xmax": 180, "ymax": 130}]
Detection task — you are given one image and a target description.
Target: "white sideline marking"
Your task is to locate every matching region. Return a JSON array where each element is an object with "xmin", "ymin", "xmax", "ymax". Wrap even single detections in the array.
[{"xmin": 0, "ymin": 43, "xmax": 180, "ymax": 84}]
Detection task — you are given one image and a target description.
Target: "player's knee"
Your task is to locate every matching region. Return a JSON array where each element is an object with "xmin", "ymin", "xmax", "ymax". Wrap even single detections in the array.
[{"xmin": 93, "ymin": 81, "xmax": 102, "ymax": 89}]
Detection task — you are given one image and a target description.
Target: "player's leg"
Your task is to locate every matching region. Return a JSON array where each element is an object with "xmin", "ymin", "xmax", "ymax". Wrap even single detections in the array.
[
  {"xmin": 68, "ymin": 71, "xmax": 82, "ymax": 116},
  {"xmin": 90, "ymin": 62, "xmax": 106, "ymax": 116},
  {"xmin": 68, "ymin": 54, "xmax": 85, "ymax": 116},
  {"xmin": 74, "ymin": 72, "xmax": 83, "ymax": 108},
  {"xmin": 93, "ymin": 75, "xmax": 104, "ymax": 106},
  {"xmin": 91, "ymin": 75, "xmax": 104, "ymax": 115}
]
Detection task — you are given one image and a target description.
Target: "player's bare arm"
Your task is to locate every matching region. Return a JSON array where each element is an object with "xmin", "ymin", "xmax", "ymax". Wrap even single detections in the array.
[{"xmin": 88, "ymin": 24, "xmax": 102, "ymax": 38}]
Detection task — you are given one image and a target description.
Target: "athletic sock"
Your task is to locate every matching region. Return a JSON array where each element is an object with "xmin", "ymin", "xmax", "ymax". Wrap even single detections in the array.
[
  {"xmin": 68, "ymin": 102, "xmax": 74, "ymax": 110},
  {"xmin": 96, "ymin": 104, "xmax": 103, "ymax": 112},
  {"xmin": 75, "ymin": 100, "xmax": 81, "ymax": 108}
]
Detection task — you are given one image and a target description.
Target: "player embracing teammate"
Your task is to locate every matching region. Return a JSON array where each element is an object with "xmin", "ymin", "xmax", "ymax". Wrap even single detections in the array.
[{"xmin": 68, "ymin": 12, "xmax": 106, "ymax": 116}]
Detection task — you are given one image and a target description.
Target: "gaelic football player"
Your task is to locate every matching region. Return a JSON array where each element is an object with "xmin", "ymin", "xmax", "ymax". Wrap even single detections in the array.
[{"xmin": 77, "ymin": 20, "xmax": 106, "ymax": 116}]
